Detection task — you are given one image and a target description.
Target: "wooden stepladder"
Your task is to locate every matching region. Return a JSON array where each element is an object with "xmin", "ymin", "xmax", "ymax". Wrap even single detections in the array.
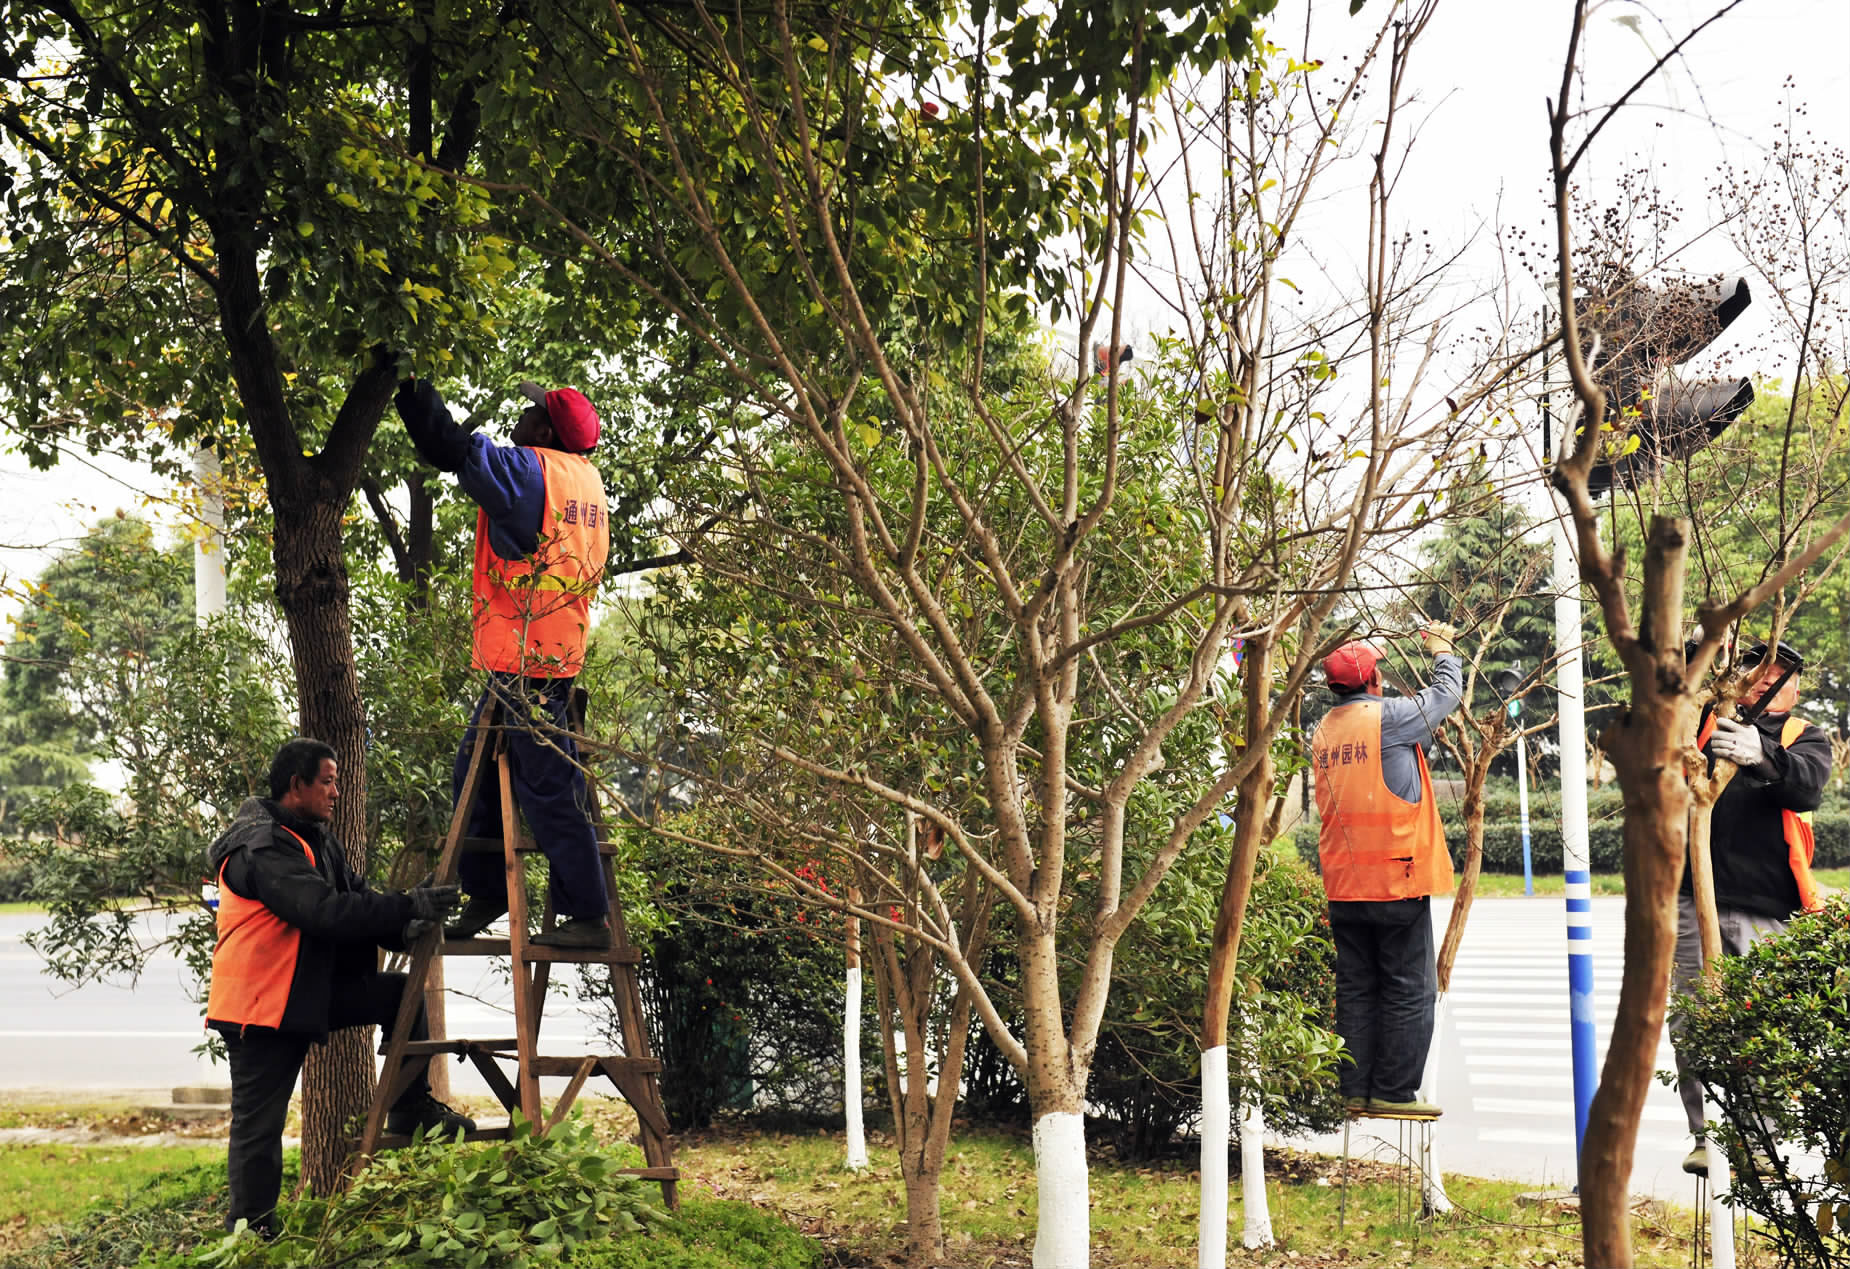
[{"xmin": 356, "ymin": 688, "xmax": 677, "ymax": 1207}]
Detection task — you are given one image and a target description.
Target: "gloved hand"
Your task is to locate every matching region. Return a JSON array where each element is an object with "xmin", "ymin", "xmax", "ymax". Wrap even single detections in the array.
[
  {"xmin": 1420, "ymin": 621, "xmax": 1459, "ymax": 656},
  {"xmin": 406, "ymin": 882, "xmax": 461, "ymax": 924},
  {"xmin": 1709, "ymin": 716, "xmax": 1766, "ymax": 768},
  {"xmin": 401, "ymin": 917, "xmax": 440, "ymax": 945}
]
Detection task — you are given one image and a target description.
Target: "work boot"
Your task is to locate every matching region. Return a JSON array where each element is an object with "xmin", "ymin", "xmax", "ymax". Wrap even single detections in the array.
[
  {"xmin": 530, "ymin": 916, "xmax": 611, "ymax": 950},
  {"xmin": 385, "ymin": 1092, "xmax": 476, "ymax": 1139},
  {"xmin": 1682, "ymin": 1139, "xmax": 1711, "ymax": 1177},
  {"xmin": 1366, "ymin": 1096, "xmax": 1443, "ymax": 1118},
  {"xmin": 1343, "ymin": 1096, "xmax": 1368, "ymax": 1116},
  {"xmin": 444, "ymin": 894, "xmax": 507, "ymax": 940}
]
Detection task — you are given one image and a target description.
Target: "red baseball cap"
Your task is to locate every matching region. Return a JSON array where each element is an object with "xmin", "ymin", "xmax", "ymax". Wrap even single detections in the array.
[
  {"xmin": 519, "ymin": 381, "xmax": 601, "ymax": 452},
  {"xmin": 1323, "ymin": 641, "xmax": 1381, "ymax": 688}
]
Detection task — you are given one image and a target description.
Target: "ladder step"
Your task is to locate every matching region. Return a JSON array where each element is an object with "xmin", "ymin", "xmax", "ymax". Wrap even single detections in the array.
[
  {"xmin": 621, "ymin": 1167, "xmax": 680, "ymax": 1180},
  {"xmin": 459, "ymin": 835, "xmax": 618, "ymax": 856},
  {"xmin": 440, "ymin": 937, "xmax": 641, "ymax": 964},
  {"xmin": 529, "ymin": 1055, "xmax": 663, "ymax": 1077},
  {"xmin": 522, "ymin": 943, "xmax": 641, "ymax": 965},
  {"xmin": 398, "ymin": 1038, "xmax": 518, "ymax": 1057}
]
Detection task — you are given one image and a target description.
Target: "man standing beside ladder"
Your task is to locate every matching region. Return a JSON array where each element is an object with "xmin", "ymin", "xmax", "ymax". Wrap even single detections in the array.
[
  {"xmin": 207, "ymin": 738, "xmax": 473, "ymax": 1237},
  {"xmin": 396, "ymin": 377, "xmax": 613, "ymax": 950},
  {"xmin": 1312, "ymin": 625, "xmax": 1462, "ymax": 1117}
]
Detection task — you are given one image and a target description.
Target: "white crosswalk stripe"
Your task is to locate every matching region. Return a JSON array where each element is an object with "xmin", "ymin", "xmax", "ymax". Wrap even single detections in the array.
[{"xmin": 1430, "ymin": 896, "xmax": 1700, "ymax": 1189}]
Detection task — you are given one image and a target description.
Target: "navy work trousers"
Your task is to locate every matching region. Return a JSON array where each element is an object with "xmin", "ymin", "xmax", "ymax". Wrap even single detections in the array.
[
  {"xmin": 1329, "ymin": 896, "xmax": 1437, "ymax": 1103},
  {"xmin": 451, "ymin": 674, "xmax": 608, "ymax": 921},
  {"xmin": 221, "ymin": 971, "xmax": 428, "ymax": 1234}
]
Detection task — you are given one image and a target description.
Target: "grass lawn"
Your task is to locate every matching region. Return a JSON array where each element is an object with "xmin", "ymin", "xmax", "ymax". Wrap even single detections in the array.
[
  {"xmin": 0, "ymin": 1143, "xmax": 221, "ymax": 1254},
  {"xmin": 3, "ymin": 1098, "xmax": 1736, "ymax": 1268},
  {"xmin": 650, "ymin": 1111, "xmax": 1721, "ymax": 1267},
  {"xmin": 0, "ymin": 902, "xmax": 44, "ymax": 916}
]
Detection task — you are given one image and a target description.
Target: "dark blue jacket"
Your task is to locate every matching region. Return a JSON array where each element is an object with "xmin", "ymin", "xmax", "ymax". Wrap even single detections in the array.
[{"xmin": 395, "ymin": 379, "xmax": 544, "ymax": 560}]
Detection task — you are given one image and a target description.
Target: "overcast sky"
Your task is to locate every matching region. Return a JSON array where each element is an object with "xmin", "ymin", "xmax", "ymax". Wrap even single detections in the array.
[{"xmin": 1, "ymin": 0, "xmax": 1843, "ymax": 619}]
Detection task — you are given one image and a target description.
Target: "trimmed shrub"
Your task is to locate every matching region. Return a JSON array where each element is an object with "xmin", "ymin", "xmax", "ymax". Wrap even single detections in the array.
[
  {"xmin": 1670, "ymin": 897, "xmax": 1850, "ymax": 1269},
  {"xmin": 628, "ymin": 830, "xmax": 865, "ymax": 1131},
  {"xmin": 1082, "ymin": 846, "xmax": 1343, "ymax": 1159}
]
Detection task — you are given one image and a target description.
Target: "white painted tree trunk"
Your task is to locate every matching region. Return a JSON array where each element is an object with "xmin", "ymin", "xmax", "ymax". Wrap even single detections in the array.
[
  {"xmin": 193, "ymin": 446, "xmax": 227, "ymax": 622},
  {"xmin": 843, "ymin": 965, "xmax": 868, "ymax": 1170},
  {"xmin": 192, "ymin": 445, "xmax": 229, "ymax": 1091},
  {"xmin": 1033, "ymin": 1110, "xmax": 1089, "ymax": 1268},
  {"xmin": 1196, "ymin": 1044, "xmax": 1228, "ymax": 1268},
  {"xmin": 1419, "ymin": 991, "xmax": 1453, "ymax": 1214},
  {"xmin": 1706, "ymin": 1095, "xmax": 1735, "ymax": 1269},
  {"xmin": 1237, "ymin": 1050, "xmax": 1272, "ymax": 1249}
]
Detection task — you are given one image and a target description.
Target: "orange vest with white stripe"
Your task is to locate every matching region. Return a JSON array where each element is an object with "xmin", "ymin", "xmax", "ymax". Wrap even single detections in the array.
[
  {"xmin": 472, "ymin": 448, "xmax": 609, "ymax": 677},
  {"xmin": 1314, "ymin": 700, "xmax": 1455, "ymax": 902},
  {"xmin": 1696, "ymin": 713, "xmax": 1822, "ymax": 913},
  {"xmin": 204, "ymin": 827, "xmax": 313, "ymax": 1030}
]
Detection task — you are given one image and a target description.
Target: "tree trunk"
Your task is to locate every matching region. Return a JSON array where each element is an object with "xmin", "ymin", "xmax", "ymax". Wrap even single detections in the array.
[
  {"xmin": 1198, "ymin": 634, "xmax": 1276, "ymax": 1265},
  {"xmin": 1686, "ymin": 766, "xmax": 1728, "ymax": 975},
  {"xmin": 1435, "ymin": 743, "xmax": 1495, "ymax": 992},
  {"xmin": 1236, "ymin": 1018, "xmax": 1273, "ymax": 1249},
  {"xmin": 1579, "ymin": 516, "xmax": 1694, "ymax": 1267},
  {"xmin": 273, "ymin": 495, "xmax": 377, "ymax": 1193},
  {"xmin": 844, "ymin": 896, "xmax": 867, "ymax": 1170},
  {"xmin": 867, "ymin": 836, "xmax": 989, "ymax": 1269},
  {"xmin": 1017, "ymin": 918, "xmax": 1090, "ymax": 1269}
]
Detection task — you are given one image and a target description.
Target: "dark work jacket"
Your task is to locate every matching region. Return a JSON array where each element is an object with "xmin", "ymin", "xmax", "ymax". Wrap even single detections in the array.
[
  {"xmin": 1680, "ymin": 707, "xmax": 1831, "ymax": 919},
  {"xmin": 205, "ymin": 798, "xmax": 412, "ymax": 1038}
]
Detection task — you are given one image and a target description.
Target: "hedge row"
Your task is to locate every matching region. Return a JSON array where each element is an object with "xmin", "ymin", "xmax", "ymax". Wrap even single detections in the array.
[{"xmin": 1296, "ymin": 813, "xmax": 1850, "ymax": 875}]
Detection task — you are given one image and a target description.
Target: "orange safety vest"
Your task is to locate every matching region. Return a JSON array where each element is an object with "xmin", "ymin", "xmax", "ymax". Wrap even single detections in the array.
[
  {"xmin": 204, "ymin": 827, "xmax": 313, "ymax": 1030},
  {"xmin": 472, "ymin": 448, "xmax": 609, "ymax": 677},
  {"xmin": 1313, "ymin": 700, "xmax": 1454, "ymax": 902},
  {"xmin": 1695, "ymin": 713, "xmax": 1822, "ymax": 913}
]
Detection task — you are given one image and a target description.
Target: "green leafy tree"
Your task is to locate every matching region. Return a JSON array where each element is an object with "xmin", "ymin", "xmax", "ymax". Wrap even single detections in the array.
[
  {"xmin": 0, "ymin": 0, "xmax": 703, "ymax": 1188},
  {"xmin": 0, "ymin": 0, "xmax": 524, "ymax": 1188},
  {"xmin": 0, "ymin": 517, "xmax": 191, "ymax": 819}
]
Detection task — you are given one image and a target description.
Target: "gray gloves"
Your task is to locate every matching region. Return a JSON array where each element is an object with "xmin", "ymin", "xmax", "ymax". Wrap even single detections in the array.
[
  {"xmin": 402, "ymin": 881, "xmax": 461, "ymax": 944},
  {"xmin": 1709, "ymin": 716, "xmax": 1765, "ymax": 769},
  {"xmin": 408, "ymin": 882, "xmax": 462, "ymax": 922}
]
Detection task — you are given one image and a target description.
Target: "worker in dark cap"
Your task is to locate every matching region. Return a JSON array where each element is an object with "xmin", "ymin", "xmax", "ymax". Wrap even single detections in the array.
[
  {"xmin": 1311, "ymin": 623, "xmax": 1462, "ymax": 1118},
  {"xmin": 1672, "ymin": 638, "xmax": 1829, "ymax": 1176},
  {"xmin": 395, "ymin": 378, "xmax": 612, "ymax": 949}
]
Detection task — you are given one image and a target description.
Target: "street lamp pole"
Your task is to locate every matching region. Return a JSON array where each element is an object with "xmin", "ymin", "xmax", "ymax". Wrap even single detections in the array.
[{"xmin": 1493, "ymin": 669, "xmax": 1535, "ymax": 898}]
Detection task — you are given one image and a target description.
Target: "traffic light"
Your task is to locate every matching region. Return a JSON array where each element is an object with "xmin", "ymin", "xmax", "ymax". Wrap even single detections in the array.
[{"xmin": 1566, "ymin": 274, "xmax": 1754, "ymax": 496}]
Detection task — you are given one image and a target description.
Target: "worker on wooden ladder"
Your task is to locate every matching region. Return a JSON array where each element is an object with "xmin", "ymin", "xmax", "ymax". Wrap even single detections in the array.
[
  {"xmin": 1312, "ymin": 626, "xmax": 1461, "ymax": 1118},
  {"xmin": 206, "ymin": 738, "xmax": 475, "ymax": 1237},
  {"xmin": 395, "ymin": 377, "xmax": 612, "ymax": 950}
]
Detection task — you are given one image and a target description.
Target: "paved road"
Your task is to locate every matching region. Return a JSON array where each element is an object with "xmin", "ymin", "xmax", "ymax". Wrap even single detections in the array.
[
  {"xmin": 1297, "ymin": 894, "xmax": 1697, "ymax": 1203},
  {"xmin": 0, "ymin": 912, "xmax": 612, "ymax": 1105}
]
